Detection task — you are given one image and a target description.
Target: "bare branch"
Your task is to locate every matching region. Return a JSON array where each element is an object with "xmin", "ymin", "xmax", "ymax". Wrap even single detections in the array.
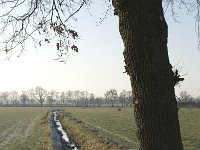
[
  {"xmin": 0, "ymin": 0, "xmax": 90, "ymax": 62},
  {"xmin": 163, "ymin": 0, "xmax": 200, "ymax": 49}
]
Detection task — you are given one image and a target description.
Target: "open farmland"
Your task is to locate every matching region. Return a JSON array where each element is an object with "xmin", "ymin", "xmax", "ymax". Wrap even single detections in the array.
[
  {"xmin": 0, "ymin": 107, "xmax": 199, "ymax": 150},
  {"xmin": 0, "ymin": 107, "xmax": 52, "ymax": 150},
  {"xmin": 60, "ymin": 107, "xmax": 139, "ymax": 149},
  {"xmin": 61, "ymin": 107, "xmax": 200, "ymax": 150}
]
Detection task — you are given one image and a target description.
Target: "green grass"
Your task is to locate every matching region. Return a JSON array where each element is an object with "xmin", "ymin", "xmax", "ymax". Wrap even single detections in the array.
[
  {"xmin": 0, "ymin": 107, "xmax": 52, "ymax": 150},
  {"xmin": 58, "ymin": 112, "xmax": 117, "ymax": 150},
  {"xmin": 62, "ymin": 107, "xmax": 139, "ymax": 149},
  {"xmin": 179, "ymin": 108, "xmax": 200, "ymax": 150},
  {"xmin": 63, "ymin": 107, "xmax": 200, "ymax": 150},
  {"xmin": 0, "ymin": 107, "xmax": 199, "ymax": 150}
]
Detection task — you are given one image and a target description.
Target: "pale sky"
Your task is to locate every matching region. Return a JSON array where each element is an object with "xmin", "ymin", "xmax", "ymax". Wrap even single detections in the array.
[{"xmin": 0, "ymin": 2, "xmax": 199, "ymax": 97}]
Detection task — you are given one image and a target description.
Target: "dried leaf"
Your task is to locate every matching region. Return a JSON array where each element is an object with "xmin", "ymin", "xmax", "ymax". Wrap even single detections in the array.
[
  {"xmin": 71, "ymin": 45, "xmax": 78, "ymax": 52},
  {"xmin": 56, "ymin": 43, "xmax": 60, "ymax": 50},
  {"xmin": 45, "ymin": 39, "xmax": 50, "ymax": 43}
]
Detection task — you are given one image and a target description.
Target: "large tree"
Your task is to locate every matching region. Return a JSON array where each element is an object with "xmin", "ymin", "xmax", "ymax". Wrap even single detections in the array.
[{"xmin": 1, "ymin": 0, "xmax": 199, "ymax": 149}]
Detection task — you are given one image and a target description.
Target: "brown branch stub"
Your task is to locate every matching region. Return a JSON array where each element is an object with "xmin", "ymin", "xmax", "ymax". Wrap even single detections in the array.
[{"xmin": 173, "ymin": 69, "xmax": 184, "ymax": 86}]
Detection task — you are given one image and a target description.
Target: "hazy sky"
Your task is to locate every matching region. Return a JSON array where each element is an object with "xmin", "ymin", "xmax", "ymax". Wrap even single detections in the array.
[{"xmin": 0, "ymin": 2, "xmax": 199, "ymax": 97}]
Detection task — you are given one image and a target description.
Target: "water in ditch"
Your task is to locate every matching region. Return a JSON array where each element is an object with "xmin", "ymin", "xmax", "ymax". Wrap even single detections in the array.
[{"xmin": 49, "ymin": 111, "xmax": 79, "ymax": 150}]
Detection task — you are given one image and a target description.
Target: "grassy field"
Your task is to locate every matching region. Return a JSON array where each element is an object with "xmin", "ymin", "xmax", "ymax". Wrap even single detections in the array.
[
  {"xmin": 62, "ymin": 107, "xmax": 200, "ymax": 150},
  {"xmin": 0, "ymin": 107, "xmax": 199, "ymax": 150},
  {"xmin": 179, "ymin": 108, "xmax": 200, "ymax": 150},
  {"xmin": 0, "ymin": 107, "xmax": 52, "ymax": 150},
  {"xmin": 60, "ymin": 107, "xmax": 139, "ymax": 149}
]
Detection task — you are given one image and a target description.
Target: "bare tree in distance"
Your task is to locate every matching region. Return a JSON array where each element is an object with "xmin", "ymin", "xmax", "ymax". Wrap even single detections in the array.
[
  {"xmin": 65, "ymin": 90, "xmax": 73, "ymax": 106},
  {"xmin": 20, "ymin": 93, "xmax": 29, "ymax": 106},
  {"xmin": 1, "ymin": 0, "xmax": 200, "ymax": 149},
  {"xmin": 95, "ymin": 97, "xmax": 103, "ymax": 107},
  {"xmin": 59, "ymin": 91, "xmax": 65, "ymax": 106},
  {"xmin": 8, "ymin": 91, "xmax": 19, "ymax": 106},
  {"xmin": 0, "ymin": 92, "xmax": 9, "ymax": 105},
  {"xmin": 83, "ymin": 91, "xmax": 89, "ymax": 106},
  {"xmin": 47, "ymin": 90, "xmax": 59, "ymax": 106},
  {"xmin": 105, "ymin": 89, "xmax": 118, "ymax": 107},
  {"xmin": 33, "ymin": 86, "xmax": 47, "ymax": 107},
  {"xmin": 89, "ymin": 93, "xmax": 95, "ymax": 107},
  {"xmin": 119, "ymin": 89, "xmax": 130, "ymax": 107},
  {"xmin": 26, "ymin": 89, "xmax": 36, "ymax": 106}
]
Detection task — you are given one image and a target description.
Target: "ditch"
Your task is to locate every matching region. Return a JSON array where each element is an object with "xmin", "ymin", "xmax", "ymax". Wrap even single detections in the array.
[{"xmin": 49, "ymin": 110, "xmax": 79, "ymax": 150}]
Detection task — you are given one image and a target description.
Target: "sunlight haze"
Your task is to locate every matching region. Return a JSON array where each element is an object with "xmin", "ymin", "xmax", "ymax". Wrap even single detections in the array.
[{"xmin": 0, "ymin": 2, "xmax": 199, "ymax": 97}]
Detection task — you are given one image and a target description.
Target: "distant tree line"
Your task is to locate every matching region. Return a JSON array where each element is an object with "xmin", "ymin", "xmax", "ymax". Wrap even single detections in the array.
[
  {"xmin": 0, "ymin": 87, "xmax": 199, "ymax": 108},
  {"xmin": 0, "ymin": 87, "xmax": 133, "ymax": 107},
  {"xmin": 177, "ymin": 91, "xmax": 200, "ymax": 108}
]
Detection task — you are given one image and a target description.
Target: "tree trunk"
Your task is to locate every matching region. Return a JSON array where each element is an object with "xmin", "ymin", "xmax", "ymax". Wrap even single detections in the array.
[
  {"xmin": 40, "ymin": 99, "xmax": 43, "ymax": 107},
  {"xmin": 112, "ymin": 0, "xmax": 183, "ymax": 149}
]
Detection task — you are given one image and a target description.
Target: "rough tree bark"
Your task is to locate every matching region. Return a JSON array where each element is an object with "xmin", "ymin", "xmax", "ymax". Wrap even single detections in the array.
[{"xmin": 112, "ymin": 0, "xmax": 183, "ymax": 149}]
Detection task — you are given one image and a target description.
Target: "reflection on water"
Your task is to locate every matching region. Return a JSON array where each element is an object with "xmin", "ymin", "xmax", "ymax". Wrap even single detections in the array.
[{"xmin": 52, "ymin": 111, "xmax": 78, "ymax": 150}]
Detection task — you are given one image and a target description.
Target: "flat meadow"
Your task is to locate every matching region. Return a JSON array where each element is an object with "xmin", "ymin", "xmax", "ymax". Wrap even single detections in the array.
[
  {"xmin": 0, "ymin": 107, "xmax": 52, "ymax": 150},
  {"xmin": 62, "ymin": 107, "xmax": 200, "ymax": 150},
  {"xmin": 0, "ymin": 107, "xmax": 199, "ymax": 150}
]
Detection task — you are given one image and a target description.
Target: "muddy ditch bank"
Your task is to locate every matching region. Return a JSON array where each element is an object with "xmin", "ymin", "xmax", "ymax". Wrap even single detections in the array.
[{"xmin": 49, "ymin": 110, "xmax": 80, "ymax": 150}]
